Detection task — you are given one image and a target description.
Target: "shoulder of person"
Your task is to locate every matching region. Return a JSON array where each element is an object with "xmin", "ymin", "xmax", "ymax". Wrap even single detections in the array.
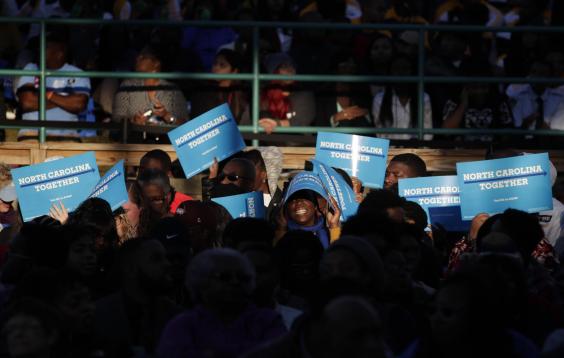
[
  {"xmin": 22, "ymin": 63, "xmax": 39, "ymax": 70},
  {"xmin": 61, "ymin": 63, "xmax": 85, "ymax": 72}
]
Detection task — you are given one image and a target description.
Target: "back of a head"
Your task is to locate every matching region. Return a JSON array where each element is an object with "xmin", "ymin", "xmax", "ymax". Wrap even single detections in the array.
[
  {"xmin": 496, "ymin": 209, "xmax": 545, "ymax": 262},
  {"xmin": 402, "ymin": 200, "xmax": 428, "ymax": 232},
  {"xmin": 227, "ymin": 157, "xmax": 257, "ymax": 183},
  {"xmin": 390, "ymin": 153, "xmax": 427, "ymax": 178},
  {"xmin": 186, "ymin": 248, "xmax": 256, "ymax": 303},
  {"xmin": 223, "ymin": 217, "xmax": 274, "ymax": 248},
  {"xmin": 243, "ymin": 149, "xmax": 266, "ymax": 171},
  {"xmin": 358, "ymin": 189, "xmax": 405, "ymax": 214},
  {"xmin": 1, "ymin": 222, "xmax": 67, "ymax": 285},
  {"xmin": 68, "ymin": 197, "xmax": 113, "ymax": 226},
  {"xmin": 139, "ymin": 149, "xmax": 172, "ymax": 175},
  {"xmin": 341, "ymin": 212, "xmax": 400, "ymax": 255}
]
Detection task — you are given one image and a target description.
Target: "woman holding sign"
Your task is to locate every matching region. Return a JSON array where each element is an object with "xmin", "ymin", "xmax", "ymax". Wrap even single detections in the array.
[{"xmin": 275, "ymin": 189, "xmax": 341, "ymax": 249}]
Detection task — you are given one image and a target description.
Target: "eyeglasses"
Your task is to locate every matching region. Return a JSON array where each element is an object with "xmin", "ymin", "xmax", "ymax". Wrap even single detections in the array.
[{"xmin": 217, "ymin": 172, "xmax": 251, "ymax": 182}]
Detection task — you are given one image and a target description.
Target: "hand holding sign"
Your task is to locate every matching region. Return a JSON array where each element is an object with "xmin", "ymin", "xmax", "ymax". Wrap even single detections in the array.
[
  {"xmin": 326, "ymin": 196, "xmax": 342, "ymax": 229},
  {"xmin": 49, "ymin": 201, "xmax": 68, "ymax": 224}
]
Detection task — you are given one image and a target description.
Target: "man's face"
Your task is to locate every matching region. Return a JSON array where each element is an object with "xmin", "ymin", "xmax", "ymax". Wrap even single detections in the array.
[
  {"xmin": 142, "ymin": 184, "xmax": 169, "ymax": 216},
  {"xmin": 384, "ymin": 162, "xmax": 416, "ymax": 191},
  {"xmin": 3, "ymin": 315, "xmax": 53, "ymax": 358},
  {"xmin": 45, "ymin": 42, "xmax": 66, "ymax": 70},
  {"xmin": 219, "ymin": 162, "xmax": 254, "ymax": 191}
]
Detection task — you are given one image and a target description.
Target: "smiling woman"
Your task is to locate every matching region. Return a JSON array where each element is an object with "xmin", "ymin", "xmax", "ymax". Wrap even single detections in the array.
[{"xmin": 276, "ymin": 189, "xmax": 338, "ymax": 249}]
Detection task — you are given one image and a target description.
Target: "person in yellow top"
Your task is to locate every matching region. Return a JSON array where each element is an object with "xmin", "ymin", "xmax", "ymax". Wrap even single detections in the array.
[{"xmin": 384, "ymin": 0, "xmax": 429, "ymax": 25}]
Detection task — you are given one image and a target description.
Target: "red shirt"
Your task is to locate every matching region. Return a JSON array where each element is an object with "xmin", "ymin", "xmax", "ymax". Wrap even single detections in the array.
[{"xmin": 170, "ymin": 191, "xmax": 193, "ymax": 214}]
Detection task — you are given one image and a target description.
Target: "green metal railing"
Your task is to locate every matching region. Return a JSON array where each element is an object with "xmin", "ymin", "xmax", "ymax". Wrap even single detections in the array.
[{"xmin": 1, "ymin": 17, "xmax": 564, "ymax": 144}]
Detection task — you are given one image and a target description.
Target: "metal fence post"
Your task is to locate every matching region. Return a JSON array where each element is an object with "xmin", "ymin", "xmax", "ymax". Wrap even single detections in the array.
[
  {"xmin": 252, "ymin": 26, "xmax": 260, "ymax": 147},
  {"xmin": 417, "ymin": 28, "xmax": 425, "ymax": 141},
  {"xmin": 39, "ymin": 21, "xmax": 46, "ymax": 143}
]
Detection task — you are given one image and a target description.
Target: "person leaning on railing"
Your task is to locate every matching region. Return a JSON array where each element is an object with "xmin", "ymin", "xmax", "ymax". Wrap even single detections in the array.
[
  {"xmin": 258, "ymin": 53, "xmax": 316, "ymax": 134},
  {"xmin": 112, "ymin": 46, "xmax": 188, "ymax": 143},
  {"xmin": 16, "ymin": 31, "xmax": 89, "ymax": 142}
]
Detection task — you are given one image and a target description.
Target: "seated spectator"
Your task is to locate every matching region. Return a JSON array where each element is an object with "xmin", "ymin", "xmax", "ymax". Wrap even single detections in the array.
[
  {"xmin": 0, "ymin": 163, "xmax": 21, "ymax": 248},
  {"xmin": 372, "ymin": 56, "xmax": 433, "ymax": 140},
  {"xmin": 299, "ymin": 0, "xmax": 363, "ymax": 23},
  {"xmin": 243, "ymin": 296, "xmax": 390, "ymax": 358},
  {"xmin": 175, "ymin": 200, "xmax": 223, "ymax": 253},
  {"xmin": 384, "ymin": 153, "xmax": 428, "ymax": 193},
  {"xmin": 258, "ymin": 53, "xmax": 316, "ymax": 134},
  {"xmin": 274, "ymin": 230, "xmax": 324, "ymax": 309},
  {"xmin": 362, "ymin": 33, "xmax": 395, "ymax": 95},
  {"xmin": 112, "ymin": 46, "xmax": 188, "ymax": 143},
  {"xmin": 434, "ymin": 0, "xmax": 503, "ymax": 26},
  {"xmin": 510, "ymin": 60, "xmax": 564, "ymax": 131},
  {"xmin": 239, "ymin": 242, "xmax": 303, "ymax": 330},
  {"xmin": 401, "ymin": 262, "xmax": 539, "ymax": 358},
  {"xmin": 191, "ymin": 49, "xmax": 250, "ymax": 124},
  {"xmin": 441, "ymin": 61, "xmax": 513, "ymax": 141},
  {"xmin": 12, "ymin": 269, "xmax": 97, "ymax": 356},
  {"xmin": 138, "ymin": 168, "xmax": 179, "ymax": 219},
  {"xmin": 157, "ymin": 248, "xmax": 286, "ymax": 358},
  {"xmin": 320, "ymin": 236, "xmax": 386, "ymax": 298},
  {"xmin": 138, "ymin": 149, "xmax": 193, "ymax": 214},
  {"xmin": 385, "ymin": 0, "xmax": 428, "ymax": 24},
  {"xmin": 204, "ymin": 157, "xmax": 256, "ymax": 200},
  {"xmin": 2, "ymin": 298, "xmax": 67, "ymax": 358},
  {"xmin": 315, "ymin": 57, "xmax": 372, "ymax": 128},
  {"xmin": 96, "ymin": 238, "xmax": 180, "ymax": 356},
  {"xmin": 16, "ymin": 31, "xmax": 90, "ymax": 141},
  {"xmin": 274, "ymin": 189, "xmax": 341, "ymax": 248},
  {"xmin": 357, "ymin": 189, "xmax": 406, "ymax": 223}
]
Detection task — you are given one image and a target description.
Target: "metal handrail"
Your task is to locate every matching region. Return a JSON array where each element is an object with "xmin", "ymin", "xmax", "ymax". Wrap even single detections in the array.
[{"xmin": 1, "ymin": 17, "xmax": 564, "ymax": 143}]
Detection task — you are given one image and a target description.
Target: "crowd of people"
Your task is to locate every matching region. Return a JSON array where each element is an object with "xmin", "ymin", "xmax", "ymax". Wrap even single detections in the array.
[
  {"xmin": 0, "ymin": 0, "xmax": 563, "ymax": 143},
  {"xmin": 0, "ymin": 146, "xmax": 563, "ymax": 357}
]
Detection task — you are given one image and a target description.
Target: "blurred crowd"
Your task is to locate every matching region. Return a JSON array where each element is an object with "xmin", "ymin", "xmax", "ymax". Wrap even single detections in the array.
[
  {"xmin": 0, "ymin": 0, "xmax": 563, "ymax": 144},
  {"xmin": 0, "ymin": 146, "xmax": 563, "ymax": 357}
]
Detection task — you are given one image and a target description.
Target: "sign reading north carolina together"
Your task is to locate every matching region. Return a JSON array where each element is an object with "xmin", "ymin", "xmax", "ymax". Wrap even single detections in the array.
[
  {"xmin": 456, "ymin": 153, "xmax": 553, "ymax": 220},
  {"xmin": 311, "ymin": 159, "xmax": 359, "ymax": 221},
  {"xmin": 212, "ymin": 191, "xmax": 265, "ymax": 219},
  {"xmin": 88, "ymin": 160, "xmax": 128, "ymax": 211},
  {"xmin": 11, "ymin": 152, "xmax": 100, "ymax": 221},
  {"xmin": 314, "ymin": 132, "xmax": 389, "ymax": 188},
  {"xmin": 168, "ymin": 103, "xmax": 246, "ymax": 179},
  {"xmin": 399, "ymin": 175, "xmax": 460, "ymax": 216},
  {"xmin": 283, "ymin": 171, "xmax": 328, "ymax": 203}
]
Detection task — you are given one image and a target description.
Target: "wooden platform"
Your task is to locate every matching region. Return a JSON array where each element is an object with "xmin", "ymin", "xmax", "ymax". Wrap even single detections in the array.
[{"xmin": 1, "ymin": 142, "xmax": 563, "ymax": 173}]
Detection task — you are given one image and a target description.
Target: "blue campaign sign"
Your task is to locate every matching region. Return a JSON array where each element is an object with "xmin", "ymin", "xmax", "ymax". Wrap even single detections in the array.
[
  {"xmin": 212, "ymin": 191, "xmax": 265, "ymax": 219},
  {"xmin": 311, "ymin": 159, "xmax": 359, "ymax": 221},
  {"xmin": 428, "ymin": 206, "xmax": 471, "ymax": 233},
  {"xmin": 168, "ymin": 103, "xmax": 246, "ymax": 179},
  {"xmin": 398, "ymin": 175, "xmax": 460, "ymax": 220},
  {"xmin": 283, "ymin": 171, "xmax": 328, "ymax": 203},
  {"xmin": 11, "ymin": 152, "xmax": 100, "ymax": 221},
  {"xmin": 457, "ymin": 153, "xmax": 553, "ymax": 220},
  {"xmin": 88, "ymin": 160, "xmax": 128, "ymax": 211},
  {"xmin": 314, "ymin": 132, "xmax": 389, "ymax": 188}
]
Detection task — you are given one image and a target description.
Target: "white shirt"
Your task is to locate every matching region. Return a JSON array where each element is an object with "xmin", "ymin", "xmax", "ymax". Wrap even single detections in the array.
[
  {"xmin": 539, "ymin": 198, "xmax": 564, "ymax": 246},
  {"xmin": 372, "ymin": 90, "xmax": 433, "ymax": 140},
  {"xmin": 509, "ymin": 85, "xmax": 564, "ymax": 129},
  {"xmin": 16, "ymin": 63, "xmax": 91, "ymax": 138}
]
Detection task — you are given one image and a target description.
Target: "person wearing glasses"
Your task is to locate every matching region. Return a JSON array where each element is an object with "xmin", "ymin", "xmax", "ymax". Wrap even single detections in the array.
[
  {"xmin": 202, "ymin": 157, "xmax": 257, "ymax": 201},
  {"xmin": 137, "ymin": 168, "xmax": 177, "ymax": 219}
]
